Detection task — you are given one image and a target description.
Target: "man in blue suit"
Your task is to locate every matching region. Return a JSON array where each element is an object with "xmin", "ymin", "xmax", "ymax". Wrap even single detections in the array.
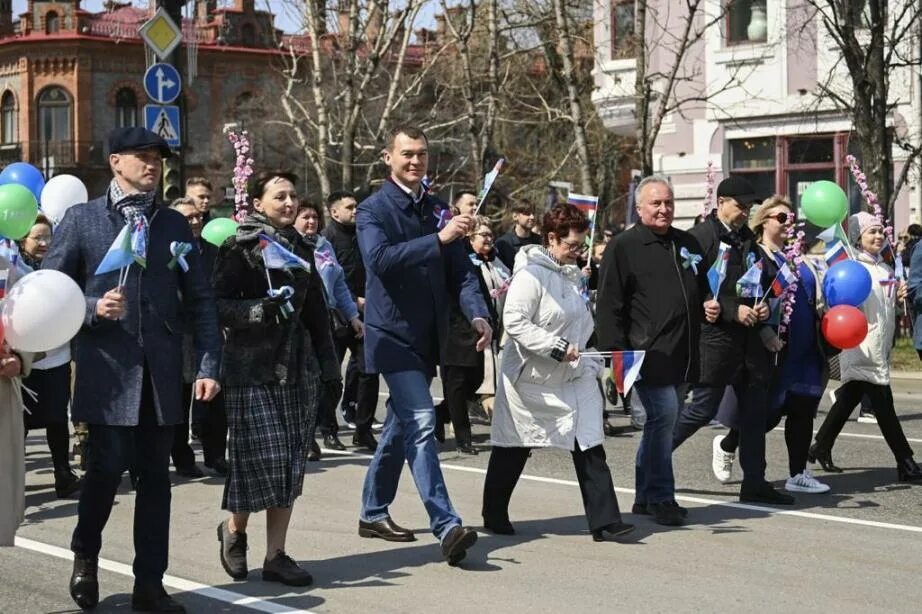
[
  {"xmin": 43, "ymin": 128, "xmax": 222, "ymax": 613},
  {"xmin": 357, "ymin": 125, "xmax": 492, "ymax": 566}
]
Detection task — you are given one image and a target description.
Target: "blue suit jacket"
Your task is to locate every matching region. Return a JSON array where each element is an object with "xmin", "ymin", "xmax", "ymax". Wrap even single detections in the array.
[
  {"xmin": 42, "ymin": 195, "xmax": 222, "ymax": 426},
  {"xmin": 357, "ymin": 180, "xmax": 489, "ymax": 375},
  {"xmin": 909, "ymin": 242, "xmax": 922, "ymax": 351}
]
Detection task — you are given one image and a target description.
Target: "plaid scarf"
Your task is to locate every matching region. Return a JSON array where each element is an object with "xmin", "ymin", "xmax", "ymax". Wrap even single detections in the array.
[{"xmin": 108, "ymin": 179, "xmax": 156, "ymax": 242}]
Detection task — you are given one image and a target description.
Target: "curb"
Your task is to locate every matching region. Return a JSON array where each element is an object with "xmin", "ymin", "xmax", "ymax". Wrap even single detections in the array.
[{"xmin": 892, "ymin": 371, "xmax": 922, "ymax": 381}]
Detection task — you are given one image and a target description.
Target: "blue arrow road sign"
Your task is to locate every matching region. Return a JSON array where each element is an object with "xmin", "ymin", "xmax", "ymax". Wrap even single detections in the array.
[
  {"xmin": 143, "ymin": 63, "xmax": 181, "ymax": 105},
  {"xmin": 144, "ymin": 104, "xmax": 181, "ymax": 147}
]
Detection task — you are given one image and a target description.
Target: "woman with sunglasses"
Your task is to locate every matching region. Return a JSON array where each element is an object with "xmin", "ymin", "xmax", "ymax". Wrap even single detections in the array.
[
  {"xmin": 482, "ymin": 204, "xmax": 632, "ymax": 541},
  {"xmin": 809, "ymin": 212, "xmax": 922, "ymax": 481},
  {"xmin": 711, "ymin": 196, "xmax": 832, "ymax": 494}
]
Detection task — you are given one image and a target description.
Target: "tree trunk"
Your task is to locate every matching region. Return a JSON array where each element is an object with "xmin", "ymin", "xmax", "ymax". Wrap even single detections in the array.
[{"xmin": 634, "ymin": 0, "xmax": 652, "ymax": 176}]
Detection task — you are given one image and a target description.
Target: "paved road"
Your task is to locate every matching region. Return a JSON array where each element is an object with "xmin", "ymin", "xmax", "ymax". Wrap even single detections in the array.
[{"xmin": 3, "ymin": 378, "xmax": 922, "ymax": 613}]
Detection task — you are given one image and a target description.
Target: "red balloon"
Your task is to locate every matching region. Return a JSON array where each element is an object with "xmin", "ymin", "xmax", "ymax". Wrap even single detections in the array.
[{"xmin": 822, "ymin": 305, "xmax": 868, "ymax": 350}]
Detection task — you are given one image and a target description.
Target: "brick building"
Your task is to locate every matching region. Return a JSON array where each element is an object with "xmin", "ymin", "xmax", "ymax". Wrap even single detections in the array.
[{"xmin": 0, "ymin": 0, "xmax": 288, "ymax": 199}]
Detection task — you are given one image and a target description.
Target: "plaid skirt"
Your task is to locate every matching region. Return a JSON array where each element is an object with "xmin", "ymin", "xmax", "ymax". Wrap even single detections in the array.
[{"xmin": 222, "ymin": 375, "xmax": 320, "ymax": 513}]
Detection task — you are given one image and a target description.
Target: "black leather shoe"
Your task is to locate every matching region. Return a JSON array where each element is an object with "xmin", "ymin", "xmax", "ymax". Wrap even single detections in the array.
[
  {"xmin": 592, "ymin": 521, "xmax": 634, "ymax": 541},
  {"xmin": 262, "ymin": 551, "xmax": 312, "ymax": 587},
  {"xmin": 648, "ymin": 502, "xmax": 684, "ymax": 526},
  {"xmin": 358, "ymin": 518, "xmax": 416, "ymax": 542},
  {"xmin": 483, "ymin": 516, "xmax": 515, "ymax": 535},
  {"xmin": 667, "ymin": 500, "xmax": 689, "ymax": 518},
  {"xmin": 897, "ymin": 457, "xmax": 922, "ymax": 481},
  {"xmin": 69, "ymin": 555, "xmax": 99, "ymax": 610},
  {"xmin": 808, "ymin": 444, "xmax": 843, "ymax": 473},
  {"xmin": 204, "ymin": 458, "xmax": 229, "ymax": 476},
  {"xmin": 131, "ymin": 583, "xmax": 186, "ymax": 612},
  {"xmin": 456, "ymin": 441, "xmax": 479, "ymax": 455},
  {"xmin": 174, "ymin": 464, "xmax": 204, "ymax": 479},
  {"xmin": 55, "ymin": 469, "xmax": 83, "ymax": 499},
  {"xmin": 352, "ymin": 430, "xmax": 378, "ymax": 452},
  {"xmin": 603, "ymin": 421, "xmax": 618, "ymax": 437},
  {"xmin": 631, "ymin": 502, "xmax": 649, "ymax": 515},
  {"xmin": 308, "ymin": 440, "xmax": 321, "ymax": 462},
  {"xmin": 323, "ymin": 434, "xmax": 346, "ymax": 451},
  {"xmin": 740, "ymin": 481, "xmax": 796, "ymax": 505},
  {"xmin": 441, "ymin": 526, "xmax": 477, "ymax": 566},
  {"xmin": 217, "ymin": 520, "xmax": 248, "ymax": 580}
]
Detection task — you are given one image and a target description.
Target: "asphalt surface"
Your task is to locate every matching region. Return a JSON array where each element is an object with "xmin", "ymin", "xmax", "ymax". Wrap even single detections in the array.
[{"xmin": 3, "ymin": 377, "xmax": 922, "ymax": 613}]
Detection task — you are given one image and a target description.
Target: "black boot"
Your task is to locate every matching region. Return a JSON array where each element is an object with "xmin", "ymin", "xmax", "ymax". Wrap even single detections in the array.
[
  {"xmin": 897, "ymin": 457, "xmax": 922, "ymax": 482},
  {"xmin": 808, "ymin": 443, "xmax": 843, "ymax": 473},
  {"xmin": 55, "ymin": 469, "xmax": 82, "ymax": 499},
  {"xmin": 69, "ymin": 555, "xmax": 99, "ymax": 610}
]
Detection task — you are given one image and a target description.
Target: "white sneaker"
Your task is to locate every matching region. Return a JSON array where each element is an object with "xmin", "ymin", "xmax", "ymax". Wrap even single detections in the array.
[
  {"xmin": 711, "ymin": 435, "xmax": 734, "ymax": 483},
  {"xmin": 785, "ymin": 469, "xmax": 831, "ymax": 494},
  {"xmin": 857, "ymin": 411, "xmax": 877, "ymax": 424}
]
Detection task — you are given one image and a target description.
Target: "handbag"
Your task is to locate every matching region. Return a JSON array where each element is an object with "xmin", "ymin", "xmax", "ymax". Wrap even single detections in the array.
[{"xmin": 328, "ymin": 306, "xmax": 353, "ymax": 340}]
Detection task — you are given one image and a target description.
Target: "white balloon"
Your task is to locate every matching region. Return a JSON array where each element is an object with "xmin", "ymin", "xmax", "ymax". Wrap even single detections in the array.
[
  {"xmin": 40, "ymin": 174, "xmax": 88, "ymax": 224},
  {"xmin": 1, "ymin": 269, "xmax": 85, "ymax": 352}
]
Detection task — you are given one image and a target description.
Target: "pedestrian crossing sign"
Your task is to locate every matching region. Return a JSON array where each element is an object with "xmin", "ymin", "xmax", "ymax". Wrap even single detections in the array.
[{"xmin": 144, "ymin": 104, "xmax": 181, "ymax": 148}]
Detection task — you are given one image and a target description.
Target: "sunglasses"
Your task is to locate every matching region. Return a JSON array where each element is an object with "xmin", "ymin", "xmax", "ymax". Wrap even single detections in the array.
[{"xmin": 766, "ymin": 212, "xmax": 794, "ymax": 224}]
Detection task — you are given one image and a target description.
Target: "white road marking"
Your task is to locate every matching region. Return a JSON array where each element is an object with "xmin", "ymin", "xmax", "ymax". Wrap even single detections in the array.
[
  {"xmin": 13, "ymin": 537, "xmax": 315, "ymax": 614},
  {"xmin": 321, "ymin": 449, "xmax": 922, "ymax": 534}
]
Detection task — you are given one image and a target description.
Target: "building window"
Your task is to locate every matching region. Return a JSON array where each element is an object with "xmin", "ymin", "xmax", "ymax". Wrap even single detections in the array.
[
  {"xmin": 37, "ymin": 87, "xmax": 71, "ymax": 142},
  {"xmin": 45, "ymin": 11, "xmax": 60, "ymax": 34},
  {"xmin": 727, "ymin": 0, "xmax": 768, "ymax": 44},
  {"xmin": 115, "ymin": 88, "xmax": 138, "ymax": 128},
  {"xmin": 610, "ymin": 1, "xmax": 636, "ymax": 59},
  {"xmin": 729, "ymin": 134, "xmax": 854, "ymax": 215},
  {"xmin": 240, "ymin": 23, "xmax": 256, "ymax": 46},
  {"xmin": 0, "ymin": 91, "xmax": 16, "ymax": 144}
]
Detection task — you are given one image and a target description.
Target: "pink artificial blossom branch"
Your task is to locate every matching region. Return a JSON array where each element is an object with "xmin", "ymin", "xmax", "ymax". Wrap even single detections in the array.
[
  {"xmin": 703, "ymin": 161, "xmax": 715, "ymax": 217},
  {"xmin": 778, "ymin": 225, "xmax": 807, "ymax": 336},
  {"xmin": 225, "ymin": 129, "xmax": 255, "ymax": 223},
  {"xmin": 846, "ymin": 154, "xmax": 893, "ymax": 245}
]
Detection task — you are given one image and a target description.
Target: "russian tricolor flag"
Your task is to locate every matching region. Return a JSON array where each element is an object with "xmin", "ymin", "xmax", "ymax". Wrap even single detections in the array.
[
  {"xmin": 610, "ymin": 350, "xmax": 645, "ymax": 395},
  {"xmin": 824, "ymin": 242, "xmax": 848, "ymax": 269},
  {"xmin": 770, "ymin": 262, "xmax": 797, "ymax": 297},
  {"xmin": 0, "ymin": 268, "xmax": 7, "ymax": 299},
  {"xmin": 567, "ymin": 193, "xmax": 598, "ymax": 218}
]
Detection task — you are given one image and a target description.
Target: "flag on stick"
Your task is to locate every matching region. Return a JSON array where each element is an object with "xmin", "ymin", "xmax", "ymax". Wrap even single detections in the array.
[
  {"xmin": 94, "ymin": 224, "xmax": 134, "ymax": 276},
  {"xmin": 824, "ymin": 242, "xmax": 849, "ymax": 268},
  {"xmin": 736, "ymin": 259, "xmax": 764, "ymax": 298},
  {"xmin": 259, "ymin": 234, "xmax": 312, "ymax": 272},
  {"xmin": 707, "ymin": 242, "xmax": 731, "ymax": 298},
  {"xmin": 610, "ymin": 350, "xmax": 645, "ymax": 396},
  {"xmin": 770, "ymin": 262, "xmax": 797, "ymax": 297},
  {"xmin": 473, "ymin": 158, "xmax": 506, "ymax": 215},
  {"xmin": 567, "ymin": 193, "xmax": 598, "ymax": 219}
]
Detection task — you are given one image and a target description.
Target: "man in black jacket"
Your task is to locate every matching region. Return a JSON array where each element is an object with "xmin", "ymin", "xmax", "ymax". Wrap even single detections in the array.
[
  {"xmin": 672, "ymin": 176, "xmax": 794, "ymax": 505},
  {"xmin": 322, "ymin": 191, "xmax": 379, "ymax": 451},
  {"xmin": 597, "ymin": 176, "xmax": 720, "ymax": 527},
  {"xmin": 493, "ymin": 200, "xmax": 540, "ymax": 270}
]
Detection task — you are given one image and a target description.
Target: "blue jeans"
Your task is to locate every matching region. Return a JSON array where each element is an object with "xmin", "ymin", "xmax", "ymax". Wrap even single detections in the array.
[
  {"xmin": 633, "ymin": 384, "xmax": 680, "ymax": 505},
  {"xmin": 360, "ymin": 370, "xmax": 460, "ymax": 541},
  {"xmin": 672, "ymin": 384, "xmax": 724, "ymax": 450}
]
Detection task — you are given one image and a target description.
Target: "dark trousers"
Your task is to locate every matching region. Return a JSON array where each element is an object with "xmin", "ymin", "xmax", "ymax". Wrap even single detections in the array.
[
  {"xmin": 319, "ymin": 333, "xmax": 379, "ymax": 436},
  {"xmin": 25, "ymin": 422, "xmax": 72, "ymax": 474},
  {"xmin": 438, "ymin": 364, "xmax": 483, "ymax": 444},
  {"xmin": 172, "ymin": 385, "xmax": 227, "ymax": 467},
  {"xmin": 723, "ymin": 393, "xmax": 818, "ymax": 477},
  {"xmin": 674, "ymin": 379, "xmax": 770, "ymax": 488},
  {"xmin": 71, "ymin": 373, "xmax": 174, "ymax": 583},
  {"xmin": 814, "ymin": 380, "xmax": 913, "ymax": 461},
  {"xmin": 482, "ymin": 444, "xmax": 622, "ymax": 532}
]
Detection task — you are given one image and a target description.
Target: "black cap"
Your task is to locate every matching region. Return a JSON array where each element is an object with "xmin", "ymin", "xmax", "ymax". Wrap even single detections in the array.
[
  {"xmin": 716, "ymin": 175, "xmax": 758, "ymax": 206},
  {"xmin": 108, "ymin": 127, "xmax": 173, "ymax": 158}
]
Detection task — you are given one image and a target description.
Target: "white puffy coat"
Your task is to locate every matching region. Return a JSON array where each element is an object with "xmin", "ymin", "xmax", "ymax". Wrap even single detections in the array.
[
  {"xmin": 490, "ymin": 245, "xmax": 604, "ymax": 451},
  {"xmin": 839, "ymin": 252, "xmax": 896, "ymax": 385}
]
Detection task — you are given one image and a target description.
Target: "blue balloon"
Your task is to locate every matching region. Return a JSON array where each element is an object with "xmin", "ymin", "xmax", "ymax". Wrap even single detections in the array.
[
  {"xmin": 823, "ymin": 260, "xmax": 872, "ymax": 307},
  {"xmin": 0, "ymin": 162, "xmax": 45, "ymax": 201}
]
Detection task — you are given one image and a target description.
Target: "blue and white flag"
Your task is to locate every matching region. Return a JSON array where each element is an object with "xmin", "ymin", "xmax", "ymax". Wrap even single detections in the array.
[
  {"xmin": 736, "ymin": 259, "xmax": 764, "ymax": 298},
  {"xmin": 94, "ymin": 223, "xmax": 134, "ymax": 275},
  {"xmin": 259, "ymin": 234, "xmax": 311, "ymax": 272}
]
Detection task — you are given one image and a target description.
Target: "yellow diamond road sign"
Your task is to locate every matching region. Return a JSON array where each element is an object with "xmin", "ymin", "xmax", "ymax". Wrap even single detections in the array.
[{"xmin": 139, "ymin": 8, "xmax": 182, "ymax": 60}]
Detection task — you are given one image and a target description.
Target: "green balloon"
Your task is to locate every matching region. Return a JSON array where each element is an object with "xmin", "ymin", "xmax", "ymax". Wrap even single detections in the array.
[
  {"xmin": 0, "ymin": 183, "xmax": 38, "ymax": 240},
  {"xmin": 801, "ymin": 180, "xmax": 848, "ymax": 228},
  {"xmin": 202, "ymin": 217, "xmax": 238, "ymax": 247}
]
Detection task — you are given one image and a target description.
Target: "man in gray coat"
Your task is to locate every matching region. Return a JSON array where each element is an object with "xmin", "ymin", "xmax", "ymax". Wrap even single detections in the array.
[{"xmin": 43, "ymin": 127, "xmax": 222, "ymax": 613}]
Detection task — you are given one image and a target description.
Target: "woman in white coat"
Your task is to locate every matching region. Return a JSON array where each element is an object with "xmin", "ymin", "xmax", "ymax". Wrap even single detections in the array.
[
  {"xmin": 482, "ymin": 204, "xmax": 633, "ymax": 541},
  {"xmin": 810, "ymin": 212, "xmax": 922, "ymax": 481}
]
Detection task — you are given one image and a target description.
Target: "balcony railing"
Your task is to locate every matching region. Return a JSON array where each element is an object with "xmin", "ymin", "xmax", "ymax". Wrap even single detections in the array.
[{"xmin": 14, "ymin": 141, "xmax": 108, "ymax": 173}]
